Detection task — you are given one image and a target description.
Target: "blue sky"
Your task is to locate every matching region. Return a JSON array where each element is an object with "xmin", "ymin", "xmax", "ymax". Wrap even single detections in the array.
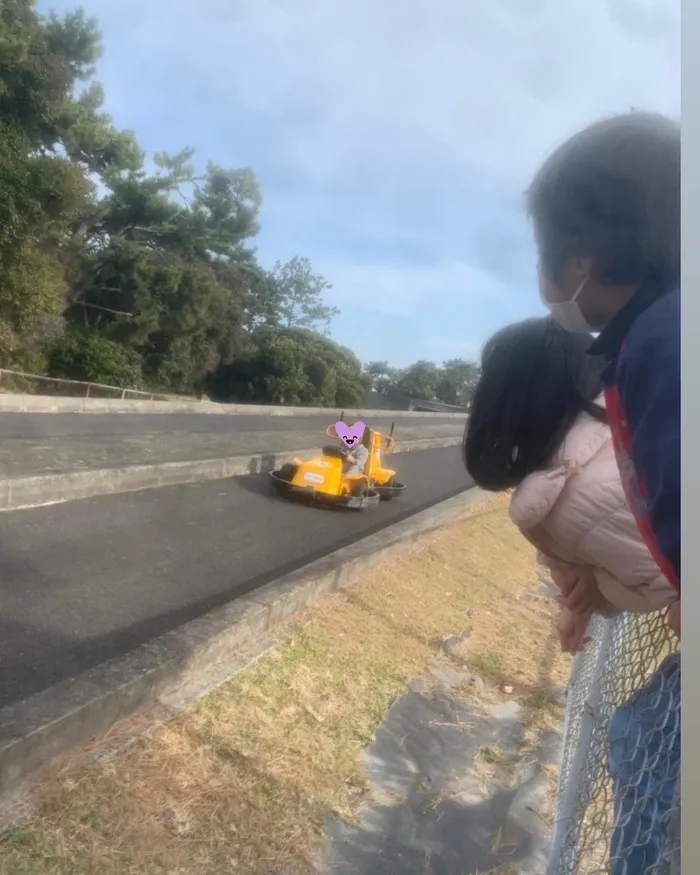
[{"xmin": 40, "ymin": 0, "xmax": 679, "ymax": 368}]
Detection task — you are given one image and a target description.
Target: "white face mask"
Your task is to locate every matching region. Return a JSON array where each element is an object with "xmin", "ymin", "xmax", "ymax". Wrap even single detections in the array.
[{"xmin": 540, "ymin": 275, "xmax": 595, "ymax": 334}]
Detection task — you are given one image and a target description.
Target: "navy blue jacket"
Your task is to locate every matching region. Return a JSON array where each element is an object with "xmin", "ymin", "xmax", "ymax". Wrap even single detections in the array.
[{"xmin": 589, "ymin": 285, "xmax": 680, "ymax": 591}]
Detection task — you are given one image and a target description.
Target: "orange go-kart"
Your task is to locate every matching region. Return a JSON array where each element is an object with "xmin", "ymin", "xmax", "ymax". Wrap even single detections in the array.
[{"xmin": 269, "ymin": 414, "xmax": 406, "ymax": 509}]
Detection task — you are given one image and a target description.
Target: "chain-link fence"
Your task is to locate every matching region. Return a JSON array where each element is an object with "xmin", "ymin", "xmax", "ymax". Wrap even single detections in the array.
[{"xmin": 547, "ymin": 610, "xmax": 680, "ymax": 875}]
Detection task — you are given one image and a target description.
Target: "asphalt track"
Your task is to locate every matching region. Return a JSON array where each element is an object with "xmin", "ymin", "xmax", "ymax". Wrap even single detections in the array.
[
  {"xmin": 0, "ymin": 412, "xmax": 461, "ymax": 440},
  {"xmin": 0, "ymin": 445, "xmax": 473, "ymax": 709}
]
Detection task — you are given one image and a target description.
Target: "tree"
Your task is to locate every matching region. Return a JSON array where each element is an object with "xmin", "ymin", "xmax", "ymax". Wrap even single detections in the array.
[
  {"xmin": 60, "ymin": 149, "xmax": 263, "ymax": 393},
  {"xmin": 0, "ymin": 0, "xmax": 139, "ymax": 368},
  {"xmin": 268, "ymin": 257, "xmax": 339, "ymax": 334},
  {"xmin": 435, "ymin": 358, "xmax": 481, "ymax": 407},
  {"xmin": 48, "ymin": 330, "xmax": 143, "ymax": 387},
  {"xmin": 0, "ymin": 2, "xmax": 354, "ymax": 404},
  {"xmin": 394, "ymin": 360, "xmax": 442, "ymax": 400},
  {"xmin": 207, "ymin": 326, "xmax": 369, "ymax": 408},
  {"xmin": 241, "ymin": 265, "xmax": 283, "ymax": 331},
  {"xmin": 363, "ymin": 357, "xmax": 480, "ymax": 406},
  {"xmin": 363, "ymin": 361, "xmax": 399, "ymax": 394}
]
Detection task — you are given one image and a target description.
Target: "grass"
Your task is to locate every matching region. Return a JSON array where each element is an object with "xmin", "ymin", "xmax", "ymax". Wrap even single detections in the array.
[
  {"xmin": 479, "ymin": 746, "xmax": 505, "ymax": 765},
  {"xmin": 0, "ymin": 494, "xmax": 569, "ymax": 875}
]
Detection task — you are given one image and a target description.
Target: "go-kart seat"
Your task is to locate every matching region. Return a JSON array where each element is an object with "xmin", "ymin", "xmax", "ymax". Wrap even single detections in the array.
[{"xmin": 361, "ymin": 427, "xmax": 373, "ymax": 475}]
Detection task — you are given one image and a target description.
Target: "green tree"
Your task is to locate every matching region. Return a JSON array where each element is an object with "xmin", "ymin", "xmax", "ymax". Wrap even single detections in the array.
[
  {"xmin": 0, "ymin": 1, "xmax": 347, "ymax": 401},
  {"xmin": 242, "ymin": 265, "xmax": 284, "ymax": 330},
  {"xmin": 48, "ymin": 330, "xmax": 143, "ymax": 387},
  {"xmin": 207, "ymin": 326, "xmax": 369, "ymax": 408},
  {"xmin": 0, "ymin": 0, "xmax": 139, "ymax": 368},
  {"xmin": 394, "ymin": 360, "xmax": 442, "ymax": 400},
  {"xmin": 268, "ymin": 257, "xmax": 339, "ymax": 334},
  {"xmin": 62, "ymin": 150, "xmax": 262, "ymax": 393},
  {"xmin": 435, "ymin": 358, "xmax": 480, "ymax": 406},
  {"xmin": 363, "ymin": 360, "xmax": 399, "ymax": 394}
]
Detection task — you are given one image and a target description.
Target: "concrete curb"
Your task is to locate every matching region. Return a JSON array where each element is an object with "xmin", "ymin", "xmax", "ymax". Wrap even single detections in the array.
[
  {"xmin": 0, "ymin": 394, "xmax": 469, "ymax": 419},
  {"xmin": 0, "ymin": 436, "xmax": 462, "ymax": 512},
  {"xmin": 0, "ymin": 487, "xmax": 489, "ymax": 797}
]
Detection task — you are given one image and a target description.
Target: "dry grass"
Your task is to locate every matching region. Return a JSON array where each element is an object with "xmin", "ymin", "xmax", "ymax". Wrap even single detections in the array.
[{"xmin": 0, "ymin": 494, "xmax": 569, "ymax": 875}]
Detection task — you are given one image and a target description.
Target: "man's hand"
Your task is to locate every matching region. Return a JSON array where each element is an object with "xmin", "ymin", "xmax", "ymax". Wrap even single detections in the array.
[
  {"xmin": 549, "ymin": 564, "xmax": 608, "ymax": 615},
  {"xmin": 557, "ymin": 608, "xmax": 592, "ymax": 655}
]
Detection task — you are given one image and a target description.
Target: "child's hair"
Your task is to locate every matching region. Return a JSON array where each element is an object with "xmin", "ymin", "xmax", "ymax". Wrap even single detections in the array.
[
  {"xmin": 527, "ymin": 111, "xmax": 680, "ymax": 295},
  {"xmin": 463, "ymin": 317, "xmax": 607, "ymax": 491}
]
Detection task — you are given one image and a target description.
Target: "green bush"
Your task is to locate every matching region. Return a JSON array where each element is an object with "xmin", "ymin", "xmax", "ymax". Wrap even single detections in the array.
[{"xmin": 47, "ymin": 331, "xmax": 144, "ymax": 389}]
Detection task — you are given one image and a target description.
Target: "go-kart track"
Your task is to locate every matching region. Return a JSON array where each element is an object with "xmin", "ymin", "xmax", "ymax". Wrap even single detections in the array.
[{"xmin": 0, "ymin": 444, "xmax": 473, "ymax": 711}]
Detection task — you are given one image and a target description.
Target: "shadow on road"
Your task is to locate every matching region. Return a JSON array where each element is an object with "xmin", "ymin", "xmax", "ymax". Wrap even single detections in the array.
[
  {"xmin": 233, "ymin": 472, "xmax": 276, "ymax": 498},
  {"xmin": 233, "ymin": 471, "xmax": 364, "ymax": 514}
]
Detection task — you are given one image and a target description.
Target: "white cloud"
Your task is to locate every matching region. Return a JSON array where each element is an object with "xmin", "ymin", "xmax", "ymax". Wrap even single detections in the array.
[
  {"xmin": 102, "ymin": 0, "xmax": 679, "ymax": 189},
  {"xmin": 314, "ymin": 258, "xmax": 515, "ymax": 317},
  {"xmin": 57, "ymin": 0, "xmax": 680, "ymax": 333}
]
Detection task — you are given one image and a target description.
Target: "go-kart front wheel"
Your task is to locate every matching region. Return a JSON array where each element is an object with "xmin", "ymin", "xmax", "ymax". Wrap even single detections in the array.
[
  {"xmin": 275, "ymin": 463, "xmax": 298, "ymax": 482},
  {"xmin": 269, "ymin": 463, "xmax": 301, "ymax": 497}
]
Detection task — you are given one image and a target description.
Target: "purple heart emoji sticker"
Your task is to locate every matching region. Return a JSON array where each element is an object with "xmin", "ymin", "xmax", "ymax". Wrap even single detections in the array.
[{"xmin": 335, "ymin": 420, "xmax": 366, "ymax": 448}]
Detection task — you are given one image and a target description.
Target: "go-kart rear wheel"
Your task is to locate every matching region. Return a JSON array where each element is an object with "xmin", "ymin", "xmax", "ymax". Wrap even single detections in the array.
[
  {"xmin": 376, "ymin": 476, "xmax": 406, "ymax": 501},
  {"xmin": 270, "ymin": 462, "xmax": 300, "ymax": 497},
  {"xmin": 380, "ymin": 476, "xmax": 397, "ymax": 500}
]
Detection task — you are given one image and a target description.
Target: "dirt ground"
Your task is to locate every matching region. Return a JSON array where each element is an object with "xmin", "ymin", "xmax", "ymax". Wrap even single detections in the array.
[{"xmin": 0, "ymin": 494, "xmax": 570, "ymax": 875}]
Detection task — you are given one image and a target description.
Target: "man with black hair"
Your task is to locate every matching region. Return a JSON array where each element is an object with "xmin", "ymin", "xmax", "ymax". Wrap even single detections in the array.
[
  {"xmin": 528, "ymin": 111, "xmax": 680, "ymax": 874},
  {"xmin": 528, "ymin": 111, "xmax": 680, "ymax": 618}
]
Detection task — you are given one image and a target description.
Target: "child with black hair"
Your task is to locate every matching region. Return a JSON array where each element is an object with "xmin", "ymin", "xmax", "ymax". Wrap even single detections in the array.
[
  {"xmin": 463, "ymin": 317, "xmax": 676, "ymax": 654},
  {"xmin": 463, "ymin": 316, "xmax": 680, "ymax": 874}
]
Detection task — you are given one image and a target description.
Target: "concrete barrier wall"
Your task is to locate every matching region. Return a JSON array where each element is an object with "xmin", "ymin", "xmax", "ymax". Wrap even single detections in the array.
[{"xmin": 0, "ymin": 393, "xmax": 469, "ymax": 419}]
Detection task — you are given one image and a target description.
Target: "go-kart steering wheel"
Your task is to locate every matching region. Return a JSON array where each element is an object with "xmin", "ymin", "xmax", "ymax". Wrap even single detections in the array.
[
  {"xmin": 322, "ymin": 442, "xmax": 352, "ymax": 460},
  {"xmin": 325, "ymin": 424, "xmax": 343, "ymax": 440}
]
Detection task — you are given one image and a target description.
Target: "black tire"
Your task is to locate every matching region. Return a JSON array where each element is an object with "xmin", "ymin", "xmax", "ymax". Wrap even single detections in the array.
[
  {"xmin": 380, "ymin": 476, "xmax": 396, "ymax": 500},
  {"xmin": 277, "ymin": 463, "xmax": 298, "ymax": 482}
]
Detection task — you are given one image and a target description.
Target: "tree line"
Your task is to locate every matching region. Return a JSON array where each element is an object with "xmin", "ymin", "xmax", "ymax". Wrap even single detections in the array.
[{"xmin": 0, "ymin": 1, "xmax": 479, "ymax": 409}]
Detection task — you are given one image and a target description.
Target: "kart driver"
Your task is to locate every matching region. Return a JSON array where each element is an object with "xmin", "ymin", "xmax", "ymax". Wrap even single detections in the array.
[{"xmin": 344, "ymin": 441, "xmax": 369, "ymax": 477}]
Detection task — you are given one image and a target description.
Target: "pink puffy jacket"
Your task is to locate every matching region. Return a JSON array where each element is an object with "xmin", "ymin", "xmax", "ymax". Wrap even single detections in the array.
[{"xmin": 509, "ymin": 400, "xmax": 676, "ymax": 615}]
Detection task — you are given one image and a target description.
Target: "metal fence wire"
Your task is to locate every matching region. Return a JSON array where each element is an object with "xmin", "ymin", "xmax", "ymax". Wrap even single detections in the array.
[{"xmin": 547, "ymin": 610, "xmax": 680, "ymax": 875}]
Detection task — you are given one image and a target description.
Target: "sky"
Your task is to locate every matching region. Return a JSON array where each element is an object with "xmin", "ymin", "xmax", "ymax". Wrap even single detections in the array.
[{"xmin": 39, "ymin": 0, "xmax": 680, "ymax": 368}]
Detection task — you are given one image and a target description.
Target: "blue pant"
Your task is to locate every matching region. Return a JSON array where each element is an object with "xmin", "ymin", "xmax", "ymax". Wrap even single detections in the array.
[{"xmin": 607, "ymin": 652, "xmax": 680, "ymax": 874}]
